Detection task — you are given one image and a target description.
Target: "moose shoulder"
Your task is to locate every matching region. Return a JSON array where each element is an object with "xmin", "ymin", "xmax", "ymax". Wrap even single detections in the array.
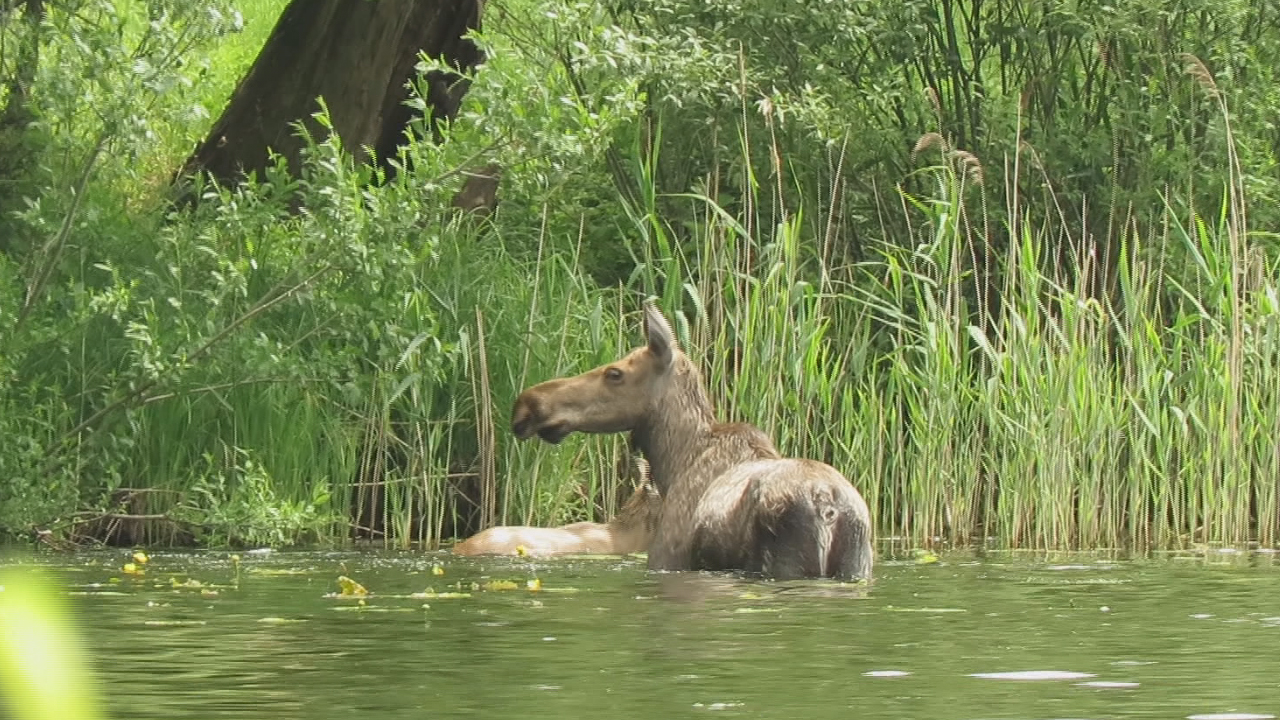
[{"xmin": 511, "ymin": 301, "xmax": 873, "ymax": 580}]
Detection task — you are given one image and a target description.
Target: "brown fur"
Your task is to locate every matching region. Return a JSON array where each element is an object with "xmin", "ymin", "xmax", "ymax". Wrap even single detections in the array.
[
  {"xmin": 511, "ymin": 301, "xmax": 874, "ymax": 580},
  {"xmin": 451, "ymin": 462, "xmax": 661, "ymax": 556}
]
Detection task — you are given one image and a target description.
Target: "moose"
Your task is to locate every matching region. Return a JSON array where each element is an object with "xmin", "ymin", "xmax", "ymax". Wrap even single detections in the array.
[
  {"xmin": 511, "ymin": 300, "xmax": 873, "ymax": 580},
  {"xmin": 452, "ymin": 459, "xmax": 661, "ymax": 557}
]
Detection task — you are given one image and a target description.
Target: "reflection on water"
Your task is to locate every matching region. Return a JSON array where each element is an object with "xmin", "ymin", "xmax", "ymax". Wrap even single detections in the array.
[{"xmin": 2, "ymin": 547, "xmax": 1278, "ymax": 719}]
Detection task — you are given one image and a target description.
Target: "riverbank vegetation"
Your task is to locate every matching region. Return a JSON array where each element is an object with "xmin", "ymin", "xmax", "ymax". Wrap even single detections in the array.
[{"xmin": 2, "ymin": 0, "xmax": 1278, "ymax": 550}]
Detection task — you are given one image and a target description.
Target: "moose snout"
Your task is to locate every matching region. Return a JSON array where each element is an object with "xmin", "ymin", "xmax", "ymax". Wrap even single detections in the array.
[
  {"xmin": 511, "ymin": 394, "xmax": 539, "ymax": 440},
  {"xmin": 511, "ymin": 390, "xmax": 573, "ymax": 444}
]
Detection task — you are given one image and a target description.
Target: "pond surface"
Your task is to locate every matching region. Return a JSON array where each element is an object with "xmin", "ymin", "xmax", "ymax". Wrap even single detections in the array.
[{"xmin": 3, "ymin": 546, "xmax": 1279, "ymax": 719}]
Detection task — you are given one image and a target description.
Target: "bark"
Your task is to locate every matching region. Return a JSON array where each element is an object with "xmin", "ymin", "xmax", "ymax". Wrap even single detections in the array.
[{"xmin": 177, "ymin": 0, "xmax": 483, "ymax": 188}]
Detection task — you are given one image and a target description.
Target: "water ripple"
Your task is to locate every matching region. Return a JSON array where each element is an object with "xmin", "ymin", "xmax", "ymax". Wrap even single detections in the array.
[{"xmin": 970, "ymin": 670, "xmax": 1097, "ymax": 681}]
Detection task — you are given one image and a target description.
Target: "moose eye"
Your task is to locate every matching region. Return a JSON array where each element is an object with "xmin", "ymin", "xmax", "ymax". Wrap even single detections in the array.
[{"xmin": 604, "ymin": 367, "xmax": 624, "ymax": 383}]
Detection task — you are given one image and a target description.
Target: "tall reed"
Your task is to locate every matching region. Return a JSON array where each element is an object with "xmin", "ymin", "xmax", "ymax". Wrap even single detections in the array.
[{"xmin": 596, "ymin": 74, "xmax": 1278, "ymax": 549}]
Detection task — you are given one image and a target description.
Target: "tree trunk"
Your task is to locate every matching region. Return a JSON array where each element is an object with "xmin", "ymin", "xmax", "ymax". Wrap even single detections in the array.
[{"xmin": 178, "ymin": 0, "xmax": 483, "ymax": 188}]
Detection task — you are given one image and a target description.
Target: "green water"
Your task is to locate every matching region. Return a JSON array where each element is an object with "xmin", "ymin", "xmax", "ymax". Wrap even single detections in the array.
[{"xmin": 4, "ymin": 547, "xmax": 1280, "ymax": 719}]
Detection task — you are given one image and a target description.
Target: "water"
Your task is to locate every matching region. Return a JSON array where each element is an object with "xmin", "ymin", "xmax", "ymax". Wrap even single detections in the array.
[{"xmin": 4, "ymin": 547, "xmax": 1279, "ymax": 719}]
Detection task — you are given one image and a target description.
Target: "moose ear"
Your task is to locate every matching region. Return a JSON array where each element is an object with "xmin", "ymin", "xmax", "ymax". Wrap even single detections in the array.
[{"xmin": 642, "ymin": 300, "xmax": 677, "ymax": 367}]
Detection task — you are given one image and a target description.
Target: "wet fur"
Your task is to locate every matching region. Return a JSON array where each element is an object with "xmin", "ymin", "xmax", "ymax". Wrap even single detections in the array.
[
  {"xmin": 511, "ymin": 301, "xmax": 873, "ymax": 580},
  {"xmin": 451, "ymin": 463, "xmax": 660, "ymax": 557}
]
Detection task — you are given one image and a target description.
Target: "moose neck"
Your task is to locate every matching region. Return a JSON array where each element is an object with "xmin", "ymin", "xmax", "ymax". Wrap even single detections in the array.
[{"xmin": 630, "ymin": 358, "xmax": 717, "ymax": 495}]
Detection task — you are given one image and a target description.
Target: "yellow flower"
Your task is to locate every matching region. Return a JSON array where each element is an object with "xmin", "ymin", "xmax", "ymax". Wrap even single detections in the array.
[
  {"xmin": 526, "ymin": 578, "xmax": 543, "ymax": 592},
  {"xmin": 336, "ymin": 575, "xmax": 368, "ymax": 597},
  {"xmin": 131, "ymin": 551, "xmax": 149, "ymax": 564},
  {"xmin": 431, "ymin": 564, "xmax": 445, "ymax": 576}
]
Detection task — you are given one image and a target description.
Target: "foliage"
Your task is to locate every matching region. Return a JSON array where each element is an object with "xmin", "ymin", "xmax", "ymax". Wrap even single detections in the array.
[
  {"xmin": 0, "ymin": 568, "xmax": 106, "ymax": 720},
  {"xmin": 2, "ymin": 0, "xmax": 1279, "ymax": 549},
  {"xmin": 176, "ymin": 447, "xmax": 336, "ymax": 548}
]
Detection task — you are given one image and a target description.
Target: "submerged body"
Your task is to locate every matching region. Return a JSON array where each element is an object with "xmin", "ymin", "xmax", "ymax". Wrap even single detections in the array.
[
  {"xmin": 511, "ymin": 301, "xmax": 873, "ymax": 580},
  {"xmin": 452, "ymin": 523, "xmax": 621, "ymax": 556},
  {"xmin": 452, "ymin": 468, "xmax": 660, "ymax": 556}
]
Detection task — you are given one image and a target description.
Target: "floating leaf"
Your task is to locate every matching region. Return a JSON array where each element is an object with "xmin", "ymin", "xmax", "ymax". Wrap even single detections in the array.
[
  {"xmin": 483, "ymin": 580, "xmax": 520, "ymax": 591},
  {"xmin": 121, "ymin": 563, "xmax": 144, "ymax": 576}
]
